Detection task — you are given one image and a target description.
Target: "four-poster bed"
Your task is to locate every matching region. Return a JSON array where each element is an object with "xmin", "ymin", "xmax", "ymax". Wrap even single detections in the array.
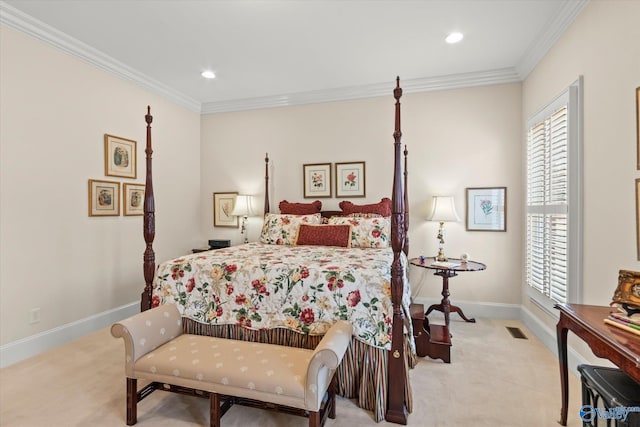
[{"xmin": 139, "ymin": 78, "xmax": 413, "ymax": 424}]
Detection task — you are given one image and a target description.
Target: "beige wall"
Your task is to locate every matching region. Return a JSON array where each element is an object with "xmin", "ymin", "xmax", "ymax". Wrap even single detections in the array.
[
  {"xmin": 2, "ymin": 0, "xmax": 638, "ymax": 363},
  {"xmin": 200, "ymin": 83, "xmax": 524, "ymax": 307},
  {"xmin": 522, "ymin": 0, "xmax": 640, "ymax": 337},
  {"xmin": 0, "ymin": 26, "xmax": 202, "ymax": 346}
]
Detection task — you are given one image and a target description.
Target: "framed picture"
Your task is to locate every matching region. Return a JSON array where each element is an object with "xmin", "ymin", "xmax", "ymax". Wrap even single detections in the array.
[
  {"xmin": 88, "ymin": 179, "xmax": 120, "ymax": 216},
  {"xmin": 466, "ymin": 187, "xmax": 507, "ymax": 231},
  {"xmin": 636, "ymin": 87, "xmax": 639, "ymax": 170},
  {"xmin": 303, "ymin": 163, "xmax": 332, "ymax": 198},
  {"xmin": 213, "ymin": 192, "xmax": 239, "ymax": 227},
  {"xmin": 335, "ymin": 161, "xmax": 366, "ymax": 198},
  {"xmin": 636, "ymin": 179, "xmax": 640, "ymax": 260},
  {"xmin": 104, "ymin": 134, "xmax": 137, "ymax": 179},
  {"xmin": 123, "ymin": 183, "xmax": 145, "ymax": 216}
]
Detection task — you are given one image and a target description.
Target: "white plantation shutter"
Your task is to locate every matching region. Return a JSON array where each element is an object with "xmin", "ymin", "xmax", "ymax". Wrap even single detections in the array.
[{"xmin": 526, "ymin": 79, "xmax": 582, "ymax": 311}]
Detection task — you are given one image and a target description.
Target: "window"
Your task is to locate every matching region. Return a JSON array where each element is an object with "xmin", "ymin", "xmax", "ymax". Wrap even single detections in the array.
[{"xmin": 526, "ymin": 78, "xmax": 583, "ymax": 313}]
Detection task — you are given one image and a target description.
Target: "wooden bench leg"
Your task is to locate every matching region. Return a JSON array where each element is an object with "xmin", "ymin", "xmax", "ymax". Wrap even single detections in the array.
[
  {"xmin": 328, "ymin": 375, "xmax": 336, "ymax": 419},
  {"xmin": 210, "ymin": 393, "xmax": 220, "ymax": 427},
  {"xmin": 126, "ymin": 378, "xmax": 137, "ymax": 425},
  {"xmin": 308, "ymin": 410, "xmax": 320, "ymax": 427}
]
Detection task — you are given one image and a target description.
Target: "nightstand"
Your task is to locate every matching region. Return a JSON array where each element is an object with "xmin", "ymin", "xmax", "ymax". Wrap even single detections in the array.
[
  {"xmin": 409, "ymin": 256, "xmax": 486, "ymax": 363},
  {"xmin": 409, "ymin": 256, "xmax": 486, "ymax": 327},
  {"xmin": 192, "ymin": 239, "xmax": 231, "ymax": 254},
  {"xmin": 191, "ymin": 248, "xmax": 211, "ymax": 254}
]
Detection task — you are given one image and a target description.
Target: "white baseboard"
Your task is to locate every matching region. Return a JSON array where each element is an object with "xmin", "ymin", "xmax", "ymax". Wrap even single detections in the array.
[
  {"xmin": 0, "ymin": 299, "xmax": 591, "ymax": 374},
  {"xmin": 411, "ymin": 297, "xmax": 588, "ymax": 377},
  {"xmin": 411, "ymin": 297, "xmax": 522, "ymax": 320},
  {"xmin": 0, "ymin": 302, "xmax": 139, "ymax": 368},
  {"xmin": 520, "ymin": 305, "xmax": 588, "ymax": 378}
]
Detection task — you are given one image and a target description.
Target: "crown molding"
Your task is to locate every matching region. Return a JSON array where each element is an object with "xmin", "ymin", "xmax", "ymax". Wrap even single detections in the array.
[
  {"xmin": 201, "ymin": 68, "xmax": 522, "ymax": 114},
  {"xmin": 0, "ymin": 1, "xmax": 202, "ymax": 113},
  {"xmin": 1, "ymin": 0, "xmax": 586, "ymax": 115},
  {"xmin": 515, "ymin": 0, "xmax": 590, "ymax": 79}
]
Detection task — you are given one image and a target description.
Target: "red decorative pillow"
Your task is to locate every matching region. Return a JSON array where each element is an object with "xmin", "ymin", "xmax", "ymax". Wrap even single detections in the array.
[
  {"xmin": 295, "ymin": 224, "xmax": 351, "ymax": 248},
  {"xmin": 279, "ymin": 200, "xmax": 322, "ymax": 215},
  {"xmin": 339, "ymin": 198, "xmax": 391, "ymax": 217}
]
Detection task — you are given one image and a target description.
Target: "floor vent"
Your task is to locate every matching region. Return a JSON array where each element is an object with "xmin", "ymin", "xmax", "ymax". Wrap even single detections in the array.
[{"xmin": 506, "ymin": 326, "xmax": 528, "ymax": 339}]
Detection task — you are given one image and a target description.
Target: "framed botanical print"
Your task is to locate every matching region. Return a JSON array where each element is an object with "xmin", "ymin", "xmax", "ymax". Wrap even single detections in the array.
[
  {"xmin": 636, "ymin": 179, "xmax": 640, "ymax": 260},
  {"xmin": 213, "ymin": 192, "xmax": 239, "ymax": 227},
  {"xmin": 123, "ymin": 183, "xmax": 145, "ymax": 216},
  {"xmin": 88, "ymin": 179, "xmax": 120, "ymax": 216},
  {"xmin": 335, "ymin": 161, "xmax": 366, "ymax": 198},
  {"xmin": 636, "ymin": 87, "xmax": 639, "ymax": 170},
  {"xmin": 466, "ymin": 187, "xmax": 507, "ymax": 231},
  {"xmin": 303, "ymin": 163, "xmax": 332, "ymax": 198},
  {"xmin": 104, "ymin": 134, "xmax": 137, "ymax": 179}
]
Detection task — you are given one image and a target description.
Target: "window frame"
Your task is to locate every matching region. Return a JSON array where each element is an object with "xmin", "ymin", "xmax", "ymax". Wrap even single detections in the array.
[{"xmin": 525, "ymin": 77, "xmax": 583, "ymax": 316}]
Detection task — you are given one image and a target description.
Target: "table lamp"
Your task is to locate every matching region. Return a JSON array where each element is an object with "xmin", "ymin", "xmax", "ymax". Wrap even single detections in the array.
[
  {"xmin": 428, "ymin": 195, "xmax": 460, "ymax": 261},
  {"xmin": 230, "ymin": 195, "xmax": 255, "ymax": 244}
]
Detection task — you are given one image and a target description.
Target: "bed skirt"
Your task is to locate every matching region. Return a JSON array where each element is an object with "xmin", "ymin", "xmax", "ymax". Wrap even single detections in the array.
[{"xmin": 183, "ymin": 319, "xmax": 415, "ymax": 422}]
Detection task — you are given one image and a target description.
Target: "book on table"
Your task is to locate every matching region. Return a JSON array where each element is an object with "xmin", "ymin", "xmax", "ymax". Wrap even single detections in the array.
[
  {"xmin": 609, "ymin": 311, "xmax": 640, "ymax": 327},
  {"xmin": 431, "ymin": 261, "xmax": 460, "ymax": 269},
  {"xmin": 604, "ymin": 315, "xmax": 640, "ymax": 337}
]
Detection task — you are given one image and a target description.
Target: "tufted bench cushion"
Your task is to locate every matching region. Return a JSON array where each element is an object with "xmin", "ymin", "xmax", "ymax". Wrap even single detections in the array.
[
  {"xmin": 135, "ymin": 334, "xmax": 317, "ymax": 408},
  {"xmin": 111, "ymin": 303, "xmax": 352, "ymax": 426}
]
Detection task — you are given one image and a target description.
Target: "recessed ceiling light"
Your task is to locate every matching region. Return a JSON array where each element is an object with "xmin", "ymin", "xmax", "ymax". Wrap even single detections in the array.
[
  {"xmin": 201, "ymin": 70, "xmax": 216, "ymax": 79},
  {"xmin": 445, "ymin": 32, "xmax": 464, "ymax": 44}
]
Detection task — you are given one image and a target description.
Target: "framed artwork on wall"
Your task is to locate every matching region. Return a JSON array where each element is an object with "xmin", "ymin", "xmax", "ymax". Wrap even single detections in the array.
[
  {"xmin": 213, "ymin": 192, "xmax": 239, "ymax": 227},
  {"xmin": 466, "ymin": 187, "xmax": 507, "ymax": 231},
  {"xmin": 123, "ymin": 183, "xmax": 145, "ymax": 216},
  {"xmin": 104, "ymin": 134, "xmax": 137, "ymax": 179},
  {"xmin": 636, "ymin": 87, "xmax": 639, "ymax": 170},
  {"xmin": 636, "ymin": 179, "xmax": 640, "ymax": 260},
  {"xmin": 88, "ymin": 179, "xmax": 120, "ymax": 216},
  {"xmin": 335, "ymin": 161, "xmax": 366, "ymax": 198},
  {"xmin": 303, "ymin": 163, "xmax": 332, "ymax": 198}
]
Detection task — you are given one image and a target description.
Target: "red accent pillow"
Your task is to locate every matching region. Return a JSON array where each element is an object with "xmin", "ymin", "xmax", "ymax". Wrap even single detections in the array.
[
  {"xmin": 279, "ymin": 200, "xmax": 322, "ymax": 215},
  {"xmin": 339, "ymin": 198, "xmax": 391, "ymax": 217},
  {"xmin": 295, "ymin": 224, "xmax": 351, "ymax": 248}
]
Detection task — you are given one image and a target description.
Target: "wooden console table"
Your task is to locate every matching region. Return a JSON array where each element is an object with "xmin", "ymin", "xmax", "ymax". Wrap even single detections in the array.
[{"xmin": 555, "ymin": 303, "xmax": 640, "ymax": 426}]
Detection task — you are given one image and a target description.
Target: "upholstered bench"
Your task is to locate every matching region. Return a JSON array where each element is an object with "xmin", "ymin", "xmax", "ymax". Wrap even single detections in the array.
[{"xmin": 111, "ymin": 304, "xmax": 352, "ymax": 427}]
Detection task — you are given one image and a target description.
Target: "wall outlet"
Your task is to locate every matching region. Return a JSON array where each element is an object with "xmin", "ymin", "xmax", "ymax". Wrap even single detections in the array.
[{"xmin": 29, "ymin": 308, "xmax": 41, "ymax": 324}]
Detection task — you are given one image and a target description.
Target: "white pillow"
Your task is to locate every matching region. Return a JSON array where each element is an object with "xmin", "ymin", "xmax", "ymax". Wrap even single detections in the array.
[
  {"xmin": 260, "ymin": 213, "xmax": 322, "ymax": 245},
  {"xmin": 328, "ymin": 216, "xmax": 391, "ymax": 248}
]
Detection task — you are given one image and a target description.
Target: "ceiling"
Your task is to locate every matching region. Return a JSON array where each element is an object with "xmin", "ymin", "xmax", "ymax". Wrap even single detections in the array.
[{"xmin": 0, "ymin": 0, "xmax": 588, "ymax": 113}]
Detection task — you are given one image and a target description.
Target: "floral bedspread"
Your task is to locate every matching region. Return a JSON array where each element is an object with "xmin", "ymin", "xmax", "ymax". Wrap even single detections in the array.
[{"xmin": 152, "ymin": 243, "xmax": 411, "ymax": 349}]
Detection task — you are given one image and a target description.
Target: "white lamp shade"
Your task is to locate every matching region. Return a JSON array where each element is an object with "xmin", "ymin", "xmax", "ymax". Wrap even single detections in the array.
[
  {"xmin": 428, "ymin": 195, "xmax": 460, "ymax": 222},
  {"xmin": 230, "ymin": 195, "xmax": 255, "ymax": 217}
]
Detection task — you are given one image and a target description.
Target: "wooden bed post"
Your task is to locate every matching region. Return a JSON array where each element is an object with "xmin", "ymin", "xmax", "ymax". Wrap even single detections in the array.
[
  {"xmin": 264, "ymin": 153, "xmax": 270, "ymax": 214},
  {"xmin": 386, "ymin": 77, "xmax": 408, "ymax": 424},
  {"xmin": 141, "ymin": 106, "xmax": 155, "ymax": 311},
  {"xmin": 403, "ymin": 145, "xmax": 409, "ymax": 257}
]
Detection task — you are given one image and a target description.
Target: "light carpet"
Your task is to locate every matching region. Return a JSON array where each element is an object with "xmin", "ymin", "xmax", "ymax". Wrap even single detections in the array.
[{"xmin": 0, "ymin": 316, "xmax": 584, "ymax": 426}]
